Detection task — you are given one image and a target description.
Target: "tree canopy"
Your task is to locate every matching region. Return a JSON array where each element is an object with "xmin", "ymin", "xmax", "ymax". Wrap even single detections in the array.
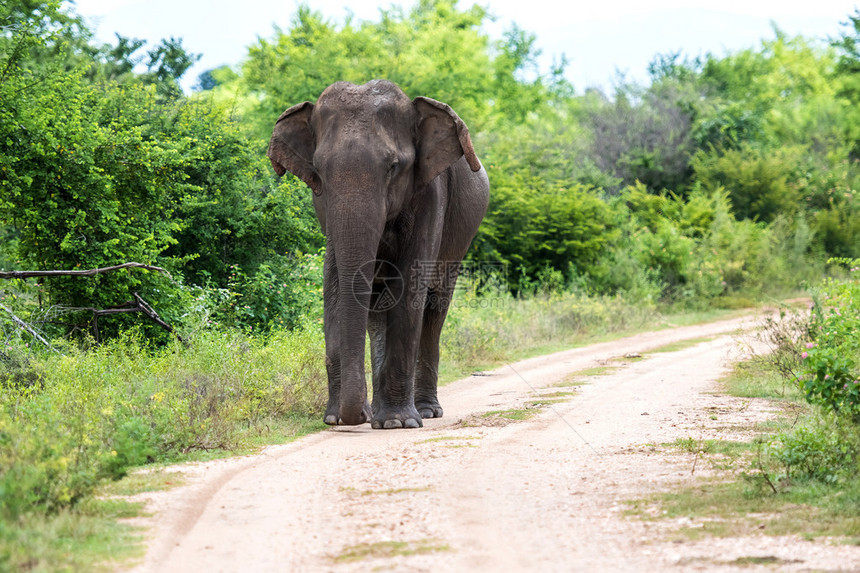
[{"xmin": 1, "ymin": 0, "xmax": 857, "ymax": 336}]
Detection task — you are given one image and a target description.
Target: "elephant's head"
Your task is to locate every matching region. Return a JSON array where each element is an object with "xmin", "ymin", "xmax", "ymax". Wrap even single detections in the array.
[{"xmin": 267, "ymin": 80, "xmax": 481, "ymax": 425}]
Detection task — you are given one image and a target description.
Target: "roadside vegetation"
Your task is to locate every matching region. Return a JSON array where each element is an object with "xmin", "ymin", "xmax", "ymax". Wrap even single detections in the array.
[
  {"xmin": 1, "ymin": 0, "xmax": 859, "ymax": 569},
  {"xmin": 631, "ymin": 260, "xmax": 860, "ymax": 544}
]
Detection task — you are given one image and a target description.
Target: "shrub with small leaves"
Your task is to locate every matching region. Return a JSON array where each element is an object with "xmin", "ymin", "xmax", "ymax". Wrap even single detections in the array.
[{"xmin": 799, "ymin": 260, "xmax": 860, "ymax": 421}]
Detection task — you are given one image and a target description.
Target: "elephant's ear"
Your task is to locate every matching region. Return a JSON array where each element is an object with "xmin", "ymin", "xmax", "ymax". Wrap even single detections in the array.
[
  {"xmin": 413, "ymin": 97, "xmax": 481, "ymax": 189},
  {"xmin": 267, "ymin": 101, "xmax": 321, "ymax": 195}
]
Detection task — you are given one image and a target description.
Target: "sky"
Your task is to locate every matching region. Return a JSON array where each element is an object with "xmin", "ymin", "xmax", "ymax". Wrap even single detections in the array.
[{"xmin": 71, "ymin": 0, "xmax": 859, "ymax": 93}]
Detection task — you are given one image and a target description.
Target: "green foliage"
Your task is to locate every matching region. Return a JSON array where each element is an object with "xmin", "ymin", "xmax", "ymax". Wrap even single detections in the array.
[
  {"xmin": 767, "ymin": 417, "xmax": 860, "ymax": 484},
  {"xmin": 832, "ymin": 10, "xmax": 860, "ymax": 159},
  {"xmin": 700, "ymin": 32, "xmax": 845, "ymax": 149},
  {"xmin": 0, "ymin": 70, "xmax": 190, "ymax": 335},
  {"xmin": 0, "ymin": 326, "xmax": 328, "ymax": 520},
  {"xmin": 162, "ymin": 104, "xmax": 322, "ymax": 288},
  {"xmin": 799, "ymin": 263, "xmax": 860, "ymax": 420},
  {"xmin": 211, "ymin": 252, "xmax": 324, "ymax": 332},
  {"xmin": 473, "ymin": 174, "xmax": 617, "ymax": 288},
  {"xmin": 0, "ymin": 10, "xmax": 201, "ymax": 337},
  {"xmin": 692, "ymin": 144, "xmax": 803, "ymax": 223},
  {"xmin": 238, "ymin": 0, "xmax": 556, "ymax": 139},
  {"xmin": 0, "ymin": 9, "xmax": 322, "ymax": 336},
  {"xmin": 585, "ymin": 80, "xmax": 699, "ymax": 192}
]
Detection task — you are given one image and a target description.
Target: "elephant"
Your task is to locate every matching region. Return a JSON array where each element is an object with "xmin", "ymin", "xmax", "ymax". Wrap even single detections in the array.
[{"xmin": 267, "ymin": 80, "xmax": 489, "ymax": 429}]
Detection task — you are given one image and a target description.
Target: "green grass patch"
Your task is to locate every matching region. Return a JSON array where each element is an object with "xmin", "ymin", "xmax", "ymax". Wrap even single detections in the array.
[
  {"xmin": 525, "ymin": 398, "xmax": 568, "ymax": 407},
  {"xmin": 729, "ymin": 556, "xmax": 794, "ymax": 566},
  {"xmin": 417, "ymin": 435, "xmax": 482, "ymax": 444},
  {"xmin": 646, "ymin": 336, "xmax": 716, "ymax": 354},
  {"xmin": 332, "ymin": 538, "xmax": 450, "ymax": 563},
  {"xmin": 570, "ymin": 365, "xmax": 619, "ymax": 378},
  {"xmin": 538, "ymin": 390, "xmax": 578, "ymax": 398},
  {"xmin": 357, "ymin": 487, "xmax": 433, "ymax": 496},
  {"xmin": 552, "ymin": 375, "xmax": 590, "ymax": 388},
  {"xmin": 0, "ymin": 497, "xmax": 145, "ymax": 572},
  {"xmin": 665, "ymin": 437, "xmax": 756, "ymax": 456},
  {"xmin": 236, "ymin": 414, "xmax": 329, "ymax": 451},
  {"xmin": 482, "ymin": 408, "xmax": 538, "ymax": 421},
  {"xmin": 631, "ymin": 476, "xmax": 860, "ymax": 543},
  {"xmin": 614, "ymin": 353, "xmax": 645, "ymax": 362},
  {"xmin": 97, "ymin": 469, "xmax": 186, "ymax": 497},
  {"xmin": 720, "ymin": 358, "xmax": 803, "ymax": 401}
]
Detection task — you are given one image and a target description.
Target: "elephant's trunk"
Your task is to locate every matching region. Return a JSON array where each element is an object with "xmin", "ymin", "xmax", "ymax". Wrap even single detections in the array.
[{"xmin": 329, "ymin": 197, "xmax": 385, "ymax": 426}]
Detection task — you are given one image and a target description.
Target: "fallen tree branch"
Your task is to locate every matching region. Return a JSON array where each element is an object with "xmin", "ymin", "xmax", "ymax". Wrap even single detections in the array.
[
  {"xmin": 0, "ymin": 262, "xmax": 168, "ymax": 280},
  {"xmin": 63, "ymin": 293, "xmax": 183, "ymax": 343},
  {"xmin": 0, "ymin": 263, "xmax": 181, "ymax": 344},
  {"xmin": 0, "ymin": 302, "xmax": 61, "ymax": 354},
  {"xmin": 132, "ymin": 292, "xmax": 181, "ymax": 341}
]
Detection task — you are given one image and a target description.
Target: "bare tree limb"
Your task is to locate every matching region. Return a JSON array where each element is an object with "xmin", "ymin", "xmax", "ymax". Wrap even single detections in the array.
[
  {"xmin": 132, "ymin": 292, "xmax": 183, "ymax": 343},
  {"xmin": 60, "ymin": 294, "xmax": 183, "ymax": 343},
  {"xmin": 0, "ymin": 262, "xmax": 168, "ymax": 280},
  {"xmin": 0, "ymin": 302, "xmax": 61, "ymax": 354},
  {"xmin": 0, "ymin": 263, "xmax": 181, "ymax": 344}
]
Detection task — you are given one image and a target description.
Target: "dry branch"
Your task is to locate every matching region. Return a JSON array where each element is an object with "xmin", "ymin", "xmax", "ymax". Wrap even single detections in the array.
[
  {"xmin": 62, "ymin": 293, "xmax": 182, "ymax": 343},
  {"xmin": 0, "ymin": 262, "xmax": 168, "ymax": 280},
  {"xmin": 0, "ymin": 302, "xmax": 60, "ymax": 353},
  {"xmin": 0, "ymin": 262, "xmax": 181, "ymax": 344}
]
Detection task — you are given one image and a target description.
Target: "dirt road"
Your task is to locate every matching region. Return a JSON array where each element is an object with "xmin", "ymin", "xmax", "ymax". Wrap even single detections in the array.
[{"xmin": 124, "ymin": 314, "xmax": 860, "ymax": 572}]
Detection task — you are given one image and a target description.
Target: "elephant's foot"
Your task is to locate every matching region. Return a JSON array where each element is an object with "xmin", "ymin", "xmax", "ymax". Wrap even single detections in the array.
[
  {"xmin": 371, "ymin": 404, "xmax": 423, "ymax": 429},
  {"xmin": 324, "ymin": 401, "xmax": 371, "ymax": 426},
  {"xmin": 415, "ymin": 398, "xmax": 443, "ymax": 419}
]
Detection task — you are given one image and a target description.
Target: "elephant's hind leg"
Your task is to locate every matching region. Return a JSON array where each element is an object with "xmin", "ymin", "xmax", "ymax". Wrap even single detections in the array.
[
  {"xmin": 414, "ymin": 289, "xmax": 450, "ymax": 418},
  {"xmin": 367, "ymin": 310, "xmax": 386, "ymax": 413}
]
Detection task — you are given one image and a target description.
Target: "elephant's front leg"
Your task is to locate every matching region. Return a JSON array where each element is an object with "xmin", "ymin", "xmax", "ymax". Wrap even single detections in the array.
[
  {"xmin": 370, "ymin": 286, "xmax": 426, "ymax": 429},
  {"xmin": 322, "ymin": 248, "xmax": 371, "ymax": 426}
]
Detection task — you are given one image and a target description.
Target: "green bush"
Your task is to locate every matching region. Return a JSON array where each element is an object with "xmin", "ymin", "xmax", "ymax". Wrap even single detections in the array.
[
  {"xmin": 440, "ymin": 281, "xmax": 658, "ymax": 372},
  {"xmin": 473, "ymin": 175, "xmax": 618, "ymax": 289},
  {"xmin": 593, "ymin": 183, "xmax": 804, "ymax": 302},
  {"xmin": 800, "ymin": 262, "xmax": 860, "ymax": 420},
  {"xmin": 768, "ymin": 420, "xmax": 860, "ymax": 483},
  {"xmin": 0, "ymin": 325, "xmax": 327, "ymax": 519},
  {"xmin": 212, "ymin": 252, "xmax": 324, "ymax": 332},
  {"xmin": 692, "ymin": 144, "xmax": 803, "ymax": 223}
]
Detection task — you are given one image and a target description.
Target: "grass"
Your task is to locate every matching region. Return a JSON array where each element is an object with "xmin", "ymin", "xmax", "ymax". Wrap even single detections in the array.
[
  {"xmin": 481, "ymin": 407, "xmax": 539, "ymax": 421},
  {"xmin": 570, "ymin": 365, "xmax": 620, "ymax": 377},
  {"xmin": 719, "ymin": 357, "xmax": 803, "ymax": 401},
  {"xmin": 437, "ymin": 291, "xmax": 749, "ymax": 385},
  {"xmin": 627, "ymin": 308, "xmax": 860, "ymax": 545},
  {"xmin": 630, "ymin": 477, "xmax": 860, "ymax": 543},
  {"xmin": 0, "ymin": 498, "xmax": 145, "ymax": 573},
  {"xmin": 0, "ymin": 293, "xmax": 773, "ymax": 571},
  {"xmin": 332, "ymin": 538, "xmax": 450, "ymax": 563},
  {"xmin": 525, "ymin": 398, "xmax": 568, "ymax": 407},
  {"xmin": 417, "ymin": 435, "xmax": 482, "ymax": 444},
  {"xmin": 645, "ymin": 335, "xmax": 716, "ymax": 354},
  {"xmin": 97, "ymin": 469, "xmax": 186, "ymax": 497},
  {"xmin": 728, "ymin": 556, "xmax": 798, "ymax": 566},
  {"xmin": 552, "ymin": 375, "xmax": 591, "ymax": 388},
  {"xmin": 666, "ymin": 437, "xmax": 755, "ymax": 457},
  {"xmin": 537, "ymin": 390, "xmax": 578, "ymax": 398}
]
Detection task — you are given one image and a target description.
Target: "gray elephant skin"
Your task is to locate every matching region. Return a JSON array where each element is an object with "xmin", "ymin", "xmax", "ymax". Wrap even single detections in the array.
[{"xmin": 267, "ymin": 80, "xmax": 489, "ymax": 429}]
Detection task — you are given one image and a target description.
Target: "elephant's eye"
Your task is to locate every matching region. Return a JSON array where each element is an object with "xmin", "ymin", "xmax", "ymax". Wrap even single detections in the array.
[{"xmin": 387, "ymin": 162, "xmax": 400, "ymax": 176}]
